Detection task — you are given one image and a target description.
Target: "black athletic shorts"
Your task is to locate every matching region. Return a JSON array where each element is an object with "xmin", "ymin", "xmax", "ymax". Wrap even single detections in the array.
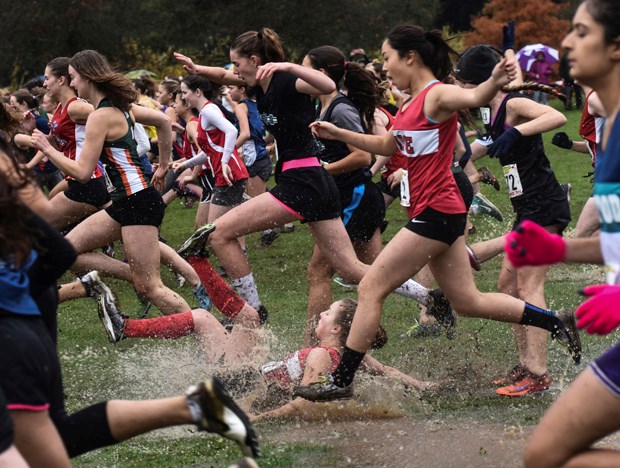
[
  {"xmin": 247, "ymin": 157, "xmax": 273, "ymax": 182},
  {"xmin": 212, "ymin": 179, "xmax": 248, "ymax": 207},
  {"xmin": 105, "ymin": 187, "xmax": 166, "ymax": 227},
  {"xmin": 341, "ymin": 181, "xmax": 385, "ymax": 242},
  {"xmin": 270, "ymin": 166, "xmax": 341, "ymax": 223},
  {"xmin": 0, "ymin": 389, "xmax": 12, "ymax": 454},
  {"xmin": 198, "ymin": 172, "xmax": 215, "ymax": 204},
  {"xmin": 404, "ymin": 207, "xmax": 467, "ymax": 245},
  {"xmin": 65, "ymin": 178, "xmax": 111, "ymax": 208},
  {"xmin": 453, "ymin": 170, "xmax": 474, "ymax": 210},
  {"xmin": 513, "ymin": 196, "xmax": 571, "ymax": 233},
  {"xmin": 376, "ymin": 175, "xmax": 400, "ymax": 200},
  {"xmin": 0, "ymin": 314, "xmax": 60, "ymax": 413}
]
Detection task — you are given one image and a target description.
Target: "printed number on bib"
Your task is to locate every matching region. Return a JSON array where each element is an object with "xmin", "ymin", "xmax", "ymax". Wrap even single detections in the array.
[
  {"xmin": 503, "ymin": 164, "xmax": 523, "ymax": 198},
  {"xmin": 400, "ymin": 169, "xmax": 410, "ymax": 207}
]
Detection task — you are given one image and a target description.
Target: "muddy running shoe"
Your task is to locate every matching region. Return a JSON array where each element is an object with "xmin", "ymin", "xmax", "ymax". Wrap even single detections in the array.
[
  {"xmin": 93, "ymin": 287, "xmax": 126, "ymax": 343},
  {"xmin": 257, "ymin": 305, "xmax": 269, "ymax": 325},
  {"xmin": 260, "ymin": 228, "xmax": 280, "ymax": 247},
  {"xmin": 491, "ymin": 364, "xmax": 528, "ymax": 386},
  {"xmin": 478, "ymin": 166, "xmax": 501, "ymax": 191},
  {"xmin": 101, "ymin": 243, "xmax": 115, "ymax": 258},
  {"xmin": 193, "ymin": 283, "xmax": 213, "ymax": 311},
  {"xmin": 174, "ymin": 271, "xmax": 187, "ymax": 288},
  {"xmin": 427, "ymin": 289, "xmax": 457, "ymax": 339},
  {"xmin": 552, "ymin": 309, "xmax": 582, "ymax": 365},
  {"xmin": 470, "ymin": 193, "xmax": 504, "ymax": 222},
  {"xmin": 400, "ymin": 321, "xmax": 442, "ymax": 338},
  {"xmin": 293, "ymin": 373, "xmax": 354, "ymax": 402},
  {"xmin": 280, "ymin": 223, "xmax": 296, "ymax": 233},
  {"xmin": 496, "ymin": 372, "xmax": 552, "ymax": 397},
  {"xmin": 333, "ymin": 276, "xmax": 359, "ymax": 289},
  {"xmin": 177, "ymin": 224, "xmax": 216, "ymax": 259},
  {"xmin": 466, "ymin": 245, "xmax": 481, "ymax": 271},
  {"xmin": 185, "ymin": 378, "xmax": 260, "ymax": 458}
]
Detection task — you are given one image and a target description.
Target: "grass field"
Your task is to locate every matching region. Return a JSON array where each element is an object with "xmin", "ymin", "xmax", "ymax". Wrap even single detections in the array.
[{"xmin": 58, "ymin": 105, "xmax": 617, "ymax": 467}]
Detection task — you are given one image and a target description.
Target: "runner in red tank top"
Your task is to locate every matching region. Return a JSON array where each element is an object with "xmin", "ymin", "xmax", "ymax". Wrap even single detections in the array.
[
  {"xmin": 296, "ymin": 24, "xmax": 581, "ymax": 402},
  {"xmin": 31, "ymin": 57, "xmax": 111, "ymax": 229}
]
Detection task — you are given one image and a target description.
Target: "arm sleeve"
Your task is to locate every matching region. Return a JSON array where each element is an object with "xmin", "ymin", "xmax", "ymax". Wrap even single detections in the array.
[
  {"xmin": 181, "ymin": 151, "xmax": 209, "ymax": 169},
  {"xmin": 201, "ymin": 104, "xmax": 238, "ymax": 164}
]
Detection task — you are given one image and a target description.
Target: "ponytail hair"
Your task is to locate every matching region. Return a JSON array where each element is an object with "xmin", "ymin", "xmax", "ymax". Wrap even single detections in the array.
[
  {"xmin": 181, "ymin": 75, "xmax": 219, "ymax": 101},
  {"xmin": 69, "ymin": 50, "xmax": 136, "ymax": 111},
  {"xmin": 230, "ymin": 28, "xmax": 286, "ymax": 64},
  {"xmin": 46, "ymin": 57, "xmax": 71, "ymax": 82},
  {"xmin": 386, "ymin": 25, "xmax": 457, "ymax": 81},
  {"xmin": 336, "ymin": 299, "xmax": 388, "ymax": 350},
  {"xmin": 502, "ymin": 82, "xmax": 567, "ymax": 102},
  {"xmin": 306, "ymin": 45, "xmax": 380, "ymax": 130}
]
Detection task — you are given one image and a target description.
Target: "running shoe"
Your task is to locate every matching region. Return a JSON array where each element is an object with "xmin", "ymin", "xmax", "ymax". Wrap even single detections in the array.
[
  {"xmin": 293, "ymin": 373, "xmax": 354, "ymax": 402},
  {"xmin": 400, "ymin": 321, "xmax": 442, "ymax": 338},
  {"xmin": 257, "ymin": 305, "xmax": 269, "ymax": 325},
  {"xmin": 561, "ymin": 183, "xmax": 572, "ymax": 204},
  {"xmin": 470, "ymin": 193, "xmax": 504, "ymax": 222},
  {"xmin": 280, "ymin": 223, "xmax": 296, "ymax": 233},
  {"xmin": 177, "ymin": 224, "xmax": 216, "ymax": 259},
  {"xmin": 496, "ymin": 372, "xmax": 552, "ymax": 397},
  {"xmin": 185, "ymin": 378, "xmax": 260, "ymax": 458},
  {"xmin": 193, "ymin": 283, "xmax": 213, "ymax": 311},
  {"xmin": 101, "ymin": 243, "xmax": 115, "ymax": 258},
  {"xmin": 552, "ymin": 309, "xmax": 582, "ymax": 365},
  {"xmin": 259, "ymin": 228, "xmax": 280, "ymax": 247},
  {"xmin": 491, "ymin": 364, "xmax": 528, "ymax": 386},
  {"xmin": 81, "ymin": 271, "xmax": 113, "ymax": 303},
  {"xmin": 466, "ymin": 245, "xmax": 481, "ymax": 271},
  {"xmin": 427, "ymin": 288, "xmax": 457, "ymax": 339},
  {"xmin": 333, "ymin": 276, "xmax": 359, "ymax": 289},
  {"xmin": 93, "ymin": 287, "xmax": 126, "ymax": 343},
  {"xmin": 478, "ymin": 166, "xmax": 501, "ymax": 191}
]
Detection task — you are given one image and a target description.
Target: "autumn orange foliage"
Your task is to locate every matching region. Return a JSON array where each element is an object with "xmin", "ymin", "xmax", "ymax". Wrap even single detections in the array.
[{"xmin": 466, "ymin": 0, "xmax": 570, "ymax": 50}]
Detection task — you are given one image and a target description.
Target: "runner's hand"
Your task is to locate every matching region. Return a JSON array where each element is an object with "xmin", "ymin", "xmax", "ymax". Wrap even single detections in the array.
[
  {"xmin": 174, "ymin": 52, "xmax": 199, "ymax": 75},
  {"xmin": 505, "ymin": 220, "xmax": 566, "ymax": 267},
  {"xmin": 309, "ymin": 121, "xmax": 340, "ymax": 140},
  {"xmin": 222, "ymin": 163, "xmax": 233, "ymax": 186},
  {"xmin": 577, "ymin": 284, "xmax": 620, "ymax": 335},
  {"xmin": 151, "ymin": 165, "xmax": 167, "ymax": 191}
]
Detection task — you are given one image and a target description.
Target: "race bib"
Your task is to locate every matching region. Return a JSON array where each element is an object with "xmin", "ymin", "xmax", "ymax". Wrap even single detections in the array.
[
  {"xmin": 503, "ymin": 164, "xmax": 523, "ymax": 198},
  {"xmin": 480, "ymin": 107, "xmax": 491, "ymax": 125},
  {"xmin": 400, "ymin": 169, "xmax": 410, "ymax": 207}
]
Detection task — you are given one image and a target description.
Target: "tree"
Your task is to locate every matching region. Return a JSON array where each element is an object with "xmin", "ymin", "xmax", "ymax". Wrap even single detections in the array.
[{"xmin": 465, "ymin": 0, "xmax": 571, "ymax": 50}]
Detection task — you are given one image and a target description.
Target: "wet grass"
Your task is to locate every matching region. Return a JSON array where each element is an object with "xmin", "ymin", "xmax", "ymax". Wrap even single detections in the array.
[{"xmin": 59, "ymin": 107, "xmax": 614, "ymax": 466}]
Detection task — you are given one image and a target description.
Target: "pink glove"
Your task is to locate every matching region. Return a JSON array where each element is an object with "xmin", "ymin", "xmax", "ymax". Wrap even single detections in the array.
[
  {"xmin": 504, "ymin": 220, "xmax": 566, "ymax": 267},
  {"xmin": 576, "ymin": 284, "xmax": 620, "ymax": 335}
]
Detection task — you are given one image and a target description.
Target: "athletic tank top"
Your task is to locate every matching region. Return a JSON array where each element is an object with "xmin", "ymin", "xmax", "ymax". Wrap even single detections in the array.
[
  {"xmin": 97, "ymin": 99, "xmax": 150, "ymax": 200},
  {"xmin": 317, "ymin": 93, "xmax": 371, "ymax": 191},
  {"xmin": 392, "ymin": 81, "xmax": 465, "ymax": 218},
  {"xmin": 594, "ymin": 115, "xmax": 620, "ymax": 284},
  {"xmin": 260, "ymin": 346, "xmax": 341, "ymax": 388},
  {"xmin": 50, "ymin": 97, "xmax": 102, "ymax": 179},
  {"xmin": 240, "ymin": 98, "xmax": 268, "ymax": 167},
  {"xmin": 195, "ymin": 101, "xmax": 248, "ymax": 187},
  {"xmin": 580, "ymin": 91, "xmax": 605, "ymax": 164},
  {"xmin": 254, "ymin": 72, "xmax": 322, "ymax": 175},
  {"xmin": 489, "ymin": 93, "xmax": 564, "ymax": 210}
]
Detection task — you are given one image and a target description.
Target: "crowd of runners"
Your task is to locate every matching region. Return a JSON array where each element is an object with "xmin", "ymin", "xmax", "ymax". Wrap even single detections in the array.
[{"xmin": 1, "ymin": 0, "xmax": 619, "ymax": 465}]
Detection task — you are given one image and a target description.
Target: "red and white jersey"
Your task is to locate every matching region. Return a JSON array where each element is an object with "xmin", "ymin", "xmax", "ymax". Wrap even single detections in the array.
[
  {"xmin": 392, "ymin": 81, "xmax": 465, "ymax": 218},
  {"xmin": 260, "ymin": 346, "xmax": 341, "ymax": 389},
  {"xmin": 50, "ymin": 97, "xmax": 102, "ymax": 179},
  {"xmin": 182, "ymin": 117, "xmax": 212, "ymax": 178},
  {"xmin": 196, "ymin": 101, "xmax": 248, "ymax": 187},
  {"xmin": 579, "ymin": 91, "xmax": 605, "ymax": 164}
]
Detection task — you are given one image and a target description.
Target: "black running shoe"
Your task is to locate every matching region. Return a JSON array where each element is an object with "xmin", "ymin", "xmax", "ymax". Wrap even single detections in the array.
[
  {"xmin": 552, "ymin": 309, "xmax": 582, "ymax": 365},
  {"xmin": 260, "ymin": 229, "xmax": 280, "ymax": 247},
  {"xmin": 257, "ymin": 305, "xmax": 269, "ymax": 325},
  {"xmin": 177, "ymin": 224, "xmax": 216, "ymax": 259},
  {"xmin": 84, "ymin": 275, "xmax": 126, "ymax": 343},
  {"xmin": 185, "ymin": 378, "xmax": 260, "ymax": 458},
  {"xmin": 427, "ymin": 289, "xmax": 457, "ymax": 339},
  {"xmin": 293, "ymin": 373, "xmax": 354, "ymax": 402}
]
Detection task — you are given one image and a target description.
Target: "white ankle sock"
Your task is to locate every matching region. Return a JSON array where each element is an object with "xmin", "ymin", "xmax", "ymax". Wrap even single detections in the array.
[
  {"xmin": 394, "ymin": 279, "xmax": 431, "ymax": 306},
  {"xmin": 231, "ymin": 273, "xmax": 261, "ymax": 310}
]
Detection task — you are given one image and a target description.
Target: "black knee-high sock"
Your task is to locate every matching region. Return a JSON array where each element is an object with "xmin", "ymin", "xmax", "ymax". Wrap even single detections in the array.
[
  {"xmin": 332, "ymin": 346, "xmax": 366, "ymax": 387},
  {"xmin": 519, "ymin": 303, "xmax": 562, "ymax": 333}
]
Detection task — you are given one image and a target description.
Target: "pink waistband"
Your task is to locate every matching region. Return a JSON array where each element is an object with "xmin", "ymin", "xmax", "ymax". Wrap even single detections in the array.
[{"xmin": 282, "ymin": 157, "xmax": 321, "ymax": 172}]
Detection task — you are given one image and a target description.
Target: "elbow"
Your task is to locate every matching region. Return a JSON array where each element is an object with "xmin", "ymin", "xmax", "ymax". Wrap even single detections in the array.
[{"xmin": 76, "ymin": 172, "xmax": 91, "ymax": 184}]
